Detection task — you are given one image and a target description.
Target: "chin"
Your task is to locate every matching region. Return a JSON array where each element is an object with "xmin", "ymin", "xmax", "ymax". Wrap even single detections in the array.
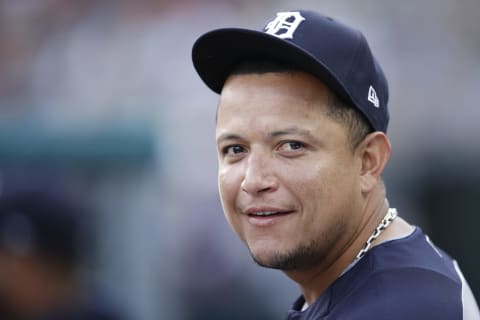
[
  {"xmin": 249, "ymin": 240, "xmax": 325, "ymax": 271},
  {"xmin": 251, "ymin": 252, "xmax": 286, "ymax": 270},
  {"xmin": 247, "ymin": 243, "xmax": 286, "ymax": 269}
]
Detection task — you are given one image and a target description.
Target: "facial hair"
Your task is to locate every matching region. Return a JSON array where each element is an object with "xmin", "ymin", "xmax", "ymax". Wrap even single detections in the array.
[
  {"xmin": 251, "ymin": 239, "xmax": 326, "ymax": 271},
  {"xmin": 249, "ymin": 219, "xmax": 347, "ymax": 271}
]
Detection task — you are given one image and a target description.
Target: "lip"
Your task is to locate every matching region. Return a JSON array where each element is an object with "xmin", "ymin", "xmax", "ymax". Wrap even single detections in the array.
[{"xmin": 243, "ymin": 206, "xmax": 295, "ymax": 227}]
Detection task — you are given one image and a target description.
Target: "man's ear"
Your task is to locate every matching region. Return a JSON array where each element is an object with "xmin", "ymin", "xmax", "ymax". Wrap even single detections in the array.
[{"xmin": 357, "ymin": 132, "xmax": 391, "ymax": 193}]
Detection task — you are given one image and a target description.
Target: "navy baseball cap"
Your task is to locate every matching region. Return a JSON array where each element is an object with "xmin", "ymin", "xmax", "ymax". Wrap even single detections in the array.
[{"xmin": 192, "ymin": 10, "xmax": 389, "ymax": 132}]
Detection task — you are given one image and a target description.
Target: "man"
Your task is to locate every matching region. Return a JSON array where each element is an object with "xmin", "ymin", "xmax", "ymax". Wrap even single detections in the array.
[{"xmin": 191, "ymin": 9, "xmax": 480, "ymax": 319}]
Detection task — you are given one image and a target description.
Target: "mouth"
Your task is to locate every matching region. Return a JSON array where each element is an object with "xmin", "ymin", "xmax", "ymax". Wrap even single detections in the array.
[
  {"xmin": 244, "ymin": 208, "xmax": 294, "ymax": 226},
  {"xmin": 247, "ymin": 211, "xmax": 292, "ymax": 217}
]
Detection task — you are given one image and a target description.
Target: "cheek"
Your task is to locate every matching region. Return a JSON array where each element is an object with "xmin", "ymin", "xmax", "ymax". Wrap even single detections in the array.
[
  {"xmin": 316, "ymin": 160, "xmax": 360, "ymax": 210},
  {"xmin": 293, "ymin": 161, "xmax": 332, "ymax": 192},
  {"xmin": 218, "ymin": 167, "xmax": 240, "ymax": 217},
  {"xmin": 218, "ymin": 167, "xmax": 234, "ymax": 199},
  {"xmin": 218, "ymin": 168, "xmax": 249, "ymax": 242},
  {"xmin": 294, "ymin": 160, "xmax": 354, "ymax": 208}
]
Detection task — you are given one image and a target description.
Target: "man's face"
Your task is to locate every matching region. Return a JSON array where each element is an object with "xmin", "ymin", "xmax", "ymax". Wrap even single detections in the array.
[{"xmin": 216, "ymin": 71, "xmax": 364, "ymax": 271}]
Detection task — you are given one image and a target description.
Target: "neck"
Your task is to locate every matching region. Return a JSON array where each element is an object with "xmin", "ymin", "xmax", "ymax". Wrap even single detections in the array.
[{"xmin": 284, "ymin": 189, "xmax": 395, "ymax": 305}]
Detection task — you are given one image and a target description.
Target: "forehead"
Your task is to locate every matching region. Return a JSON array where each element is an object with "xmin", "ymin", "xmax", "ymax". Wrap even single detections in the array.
[
  {"xmin": 216, "ymin": 71, "xmax": 331, "ymax": 126},
  {"xmin": 219, "ymin": 71, "xmax": 330, "ymax": 108},
  {"xmin": 216, "ymin": 72, "xmax": 349, "ymax": 143}
]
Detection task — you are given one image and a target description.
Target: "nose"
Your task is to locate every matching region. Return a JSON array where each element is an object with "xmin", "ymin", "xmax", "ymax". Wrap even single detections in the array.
[{"xmin": 240, "ymin": 152, "xmax": 279, "ymax": 195}]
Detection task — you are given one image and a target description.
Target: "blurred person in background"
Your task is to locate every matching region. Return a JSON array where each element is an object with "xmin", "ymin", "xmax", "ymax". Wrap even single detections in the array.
[
  {"xmin": 0, "ymin": 179, "xmax": 124, "ymax": 320},
  {"xmin": 192, "ymin": 9, "xmax": 480, "ymax": 319}
]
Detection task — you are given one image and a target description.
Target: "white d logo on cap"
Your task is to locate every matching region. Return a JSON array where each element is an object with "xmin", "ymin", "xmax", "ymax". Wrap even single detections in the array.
[{"xmin": 264, "ymin": 11, "xmax": 305, "ymax": 39}]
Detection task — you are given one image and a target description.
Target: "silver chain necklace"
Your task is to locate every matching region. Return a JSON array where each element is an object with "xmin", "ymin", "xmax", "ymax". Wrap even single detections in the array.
[{"xmin": 355, "ymin": 208, "xmax": 398, "ymax": 260}]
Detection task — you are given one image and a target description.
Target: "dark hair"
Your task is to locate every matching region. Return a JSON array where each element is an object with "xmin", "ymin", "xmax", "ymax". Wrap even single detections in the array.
[{"xmin": 229, "ymin": 60, "xmax": 373, "ymax": 150}]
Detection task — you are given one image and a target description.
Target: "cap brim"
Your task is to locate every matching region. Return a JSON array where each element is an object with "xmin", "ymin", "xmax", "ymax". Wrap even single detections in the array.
[{"xmin": 192, "ymin": 28, "xmax": 350, "ymax": 101}]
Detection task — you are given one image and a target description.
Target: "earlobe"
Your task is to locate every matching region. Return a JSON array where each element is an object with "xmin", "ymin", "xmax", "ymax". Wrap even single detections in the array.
[{"xmin": 358, "ymin": 132, "xmax": 391, "ymax": 193}]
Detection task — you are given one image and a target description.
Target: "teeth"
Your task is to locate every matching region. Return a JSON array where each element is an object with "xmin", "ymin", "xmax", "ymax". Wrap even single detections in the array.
[{"xmin": 253, "ymin": 211, "xmax": 278, "ymax": 216}]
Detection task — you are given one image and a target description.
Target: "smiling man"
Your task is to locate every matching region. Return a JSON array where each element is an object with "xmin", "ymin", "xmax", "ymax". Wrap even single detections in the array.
[{"xmin": 192, "ymin": 9, "xmax": 479, "ymax": 319}]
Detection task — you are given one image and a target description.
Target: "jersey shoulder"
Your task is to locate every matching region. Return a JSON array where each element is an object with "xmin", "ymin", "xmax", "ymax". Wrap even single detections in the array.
[
  {"xmin": 333, "ymin": 265, "xmax": 462, "ymax": 319},
  {"xmin": 329, "ymin": 228, "xmax": 464, "ymax": 319},
  {"xmin": 287, "ymin": 228, "xmax": 478, "ymax": 320}
]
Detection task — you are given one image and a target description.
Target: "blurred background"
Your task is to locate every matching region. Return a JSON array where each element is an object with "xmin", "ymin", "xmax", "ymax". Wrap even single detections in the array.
[{"xmin": 0, "ymin": 0, "xmax": 478, "ymax": 319}]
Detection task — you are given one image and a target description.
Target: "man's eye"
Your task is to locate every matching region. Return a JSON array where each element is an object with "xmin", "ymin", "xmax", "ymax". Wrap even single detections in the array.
[
  {"xmin": 279, "ymin": 141, "xmax": 305, "ymax": 151},
  {"xmin": 223, "ymin": 145, "xmax": 245, "ymax": 155}
]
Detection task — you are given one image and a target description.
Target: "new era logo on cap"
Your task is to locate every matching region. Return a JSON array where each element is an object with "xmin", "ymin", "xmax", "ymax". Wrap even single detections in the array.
[
  {"xmin": 264, "ymin": 11, "xmax": 305, "ymax": 39},
  {"xmin": 368, "ymin": 86, "xmax": 380, "ymax": 108}
]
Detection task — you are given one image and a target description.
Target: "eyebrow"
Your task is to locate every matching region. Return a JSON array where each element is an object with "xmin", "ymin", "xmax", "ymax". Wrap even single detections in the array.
[
  {"xmin": 216, "ymin": 126, "xmax": 315, "ymax": 144},
  {"xmin": 269, "ymin": 126, "xmax": 313, "ymax": 138},
  {"xmin": 216, "ymin": 133, "xmax": 243, "ymax": 144}
]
